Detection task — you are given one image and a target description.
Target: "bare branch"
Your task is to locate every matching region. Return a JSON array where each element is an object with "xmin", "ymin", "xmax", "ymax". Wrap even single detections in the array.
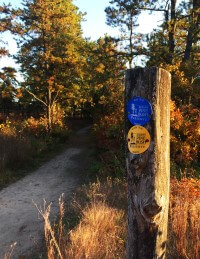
[
  {"xmin": 25, "ymin": 88, "xmax": 47, "ymax": 106},
  {"xmin": 138, "ymin": 7, "xmax": 168, "ymax": 13},
  {"xmin": 52, "ymin": 90, "xmax": 60, "ymax": 105}
]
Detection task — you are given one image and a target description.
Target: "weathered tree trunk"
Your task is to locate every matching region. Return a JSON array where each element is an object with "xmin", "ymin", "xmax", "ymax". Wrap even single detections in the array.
[{"xmin": 125, "ymin": 67, "xmax": 171, "ymax": 259}]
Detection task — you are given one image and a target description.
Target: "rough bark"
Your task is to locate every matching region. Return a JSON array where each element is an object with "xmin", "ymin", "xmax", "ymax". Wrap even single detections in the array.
[{"xmin": 125, "ymin": 67, "xmax": 171, "ymax": 259}]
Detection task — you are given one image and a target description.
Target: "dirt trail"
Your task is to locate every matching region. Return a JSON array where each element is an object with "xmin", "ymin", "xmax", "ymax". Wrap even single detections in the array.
[{"xmin": 0, "ymin": 126, "xmax": 94, "ymax": 258}]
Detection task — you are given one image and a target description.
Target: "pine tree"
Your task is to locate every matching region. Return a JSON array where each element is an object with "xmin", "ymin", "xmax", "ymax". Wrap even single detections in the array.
[
  {"xmin": 0, "ymin": 4, "xmax": 21, "ymax": 114},
  {"xmin": 81, "ymin": 36, "xmax": 126, "ymax": 118},
  {"xmin": 145, "ymin": 0, "xmax": 200, "ymax": 68},
  {"xmin": 182, "ymin": 0, "xmax": 200, "ymax": 63},
  {"xmin": 105, "ymin": 0, "xmax": 143, "ymax": 68},
  {"xmin": 0, "ymin": 4, "xmax": 12, "ymax": 58},
  {"xmin": 15, "ymin": 0, "xmax": 84, "ymax": 131}
]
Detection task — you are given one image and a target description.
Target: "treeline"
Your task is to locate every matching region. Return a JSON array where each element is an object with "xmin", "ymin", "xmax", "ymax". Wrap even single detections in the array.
[{"xmin": 0, "ymin": 0, "xmax": 199, "ymax": 170}]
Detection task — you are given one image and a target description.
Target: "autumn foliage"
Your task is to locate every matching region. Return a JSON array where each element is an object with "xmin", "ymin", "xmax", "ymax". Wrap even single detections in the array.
[{"xmin": 170, "ymin": 101, "xmax": 200, "ymax": 165}]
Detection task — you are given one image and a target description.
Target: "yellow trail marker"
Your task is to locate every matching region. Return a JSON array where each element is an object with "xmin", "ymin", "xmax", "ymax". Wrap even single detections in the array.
[{"xmin": 127, "ymin": 125, "xmax": 151, "ymax": 154}]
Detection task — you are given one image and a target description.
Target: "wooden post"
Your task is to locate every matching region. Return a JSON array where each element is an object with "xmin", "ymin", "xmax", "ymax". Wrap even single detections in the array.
[{"xmin": 125, "ymin": 67, "xmax": 171, "ymax": 259}]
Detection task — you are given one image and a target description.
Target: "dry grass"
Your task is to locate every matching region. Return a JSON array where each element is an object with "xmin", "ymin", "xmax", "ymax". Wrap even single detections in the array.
[
  {"xmin": 0, "ymin": 119, "xmax": 32, "ymax": 175},
  {"xmin": 37, "ymin": 178, "xmax": 199, "ymax": 259},
  {"xmin": 0, "ymin": 134, "xmax": 32, "ymax": 175},
  {"xmin": 67, "ymin": 201, "xmax": 125, "ymax": 259},
  {"xmin": 188, "ymin": 202, "xmax": 200, "ymax": 258},
  {"xmin": 34, "ymin": 194, "xmax": 66, "ymax": 259},
  {"xmin": 0, "ymin": 118, "xmax": 69, "ymax": 187},
  {"xmin": 168, "ymin": 178, "xmax": 200, "ymax": 259},
  {"xmin": 38, "ymin": 179, "xmax": 127, "ymax": 259},
  {"xmin": 3, "ymin": 242, "xmax": 17, "ymax": 259}
]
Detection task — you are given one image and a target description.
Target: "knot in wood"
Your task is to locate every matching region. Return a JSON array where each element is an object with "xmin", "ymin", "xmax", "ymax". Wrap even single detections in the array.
[
  {"xmin": 140, "ymin": 197, "xmax": 164, "ymax": 225},
  {"xmin": 143, "ymin": 200, "xmax": 162, "ymax": 218}
]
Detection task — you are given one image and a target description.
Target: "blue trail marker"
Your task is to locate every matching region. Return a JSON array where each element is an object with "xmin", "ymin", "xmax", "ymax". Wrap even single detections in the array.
[{"xmin": 127, "ymin": 97, "xmax": 152, "ymax": 126}]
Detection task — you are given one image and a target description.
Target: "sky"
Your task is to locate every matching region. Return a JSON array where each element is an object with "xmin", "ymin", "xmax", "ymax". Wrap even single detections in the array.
[
  {"xmin": 0, "ymin": 0, "xmax": 165, "ymax": 70},
  {"xmin": 75, "ymin": 0, "xmax": 163, "ymax": 39}
]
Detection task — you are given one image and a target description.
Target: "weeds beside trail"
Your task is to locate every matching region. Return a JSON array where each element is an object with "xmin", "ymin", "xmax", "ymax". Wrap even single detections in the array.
[
  {"xmin": 0, "ymin": 117, "xmax": 70, "ymax": 189},
  {"xmin": 37, "ymin": 177, "xmax": 199, "ymax": 259},
  {"xmin": 67, "ymin": 202, "xmax": 125, "ymax": 258},
  {"xmin": 38, "ymin": 179, "xmax": 127, "ymax": 259},
  {"xmin": 168, "ymin": 178, "xmax": 200, "ymax": 258}
]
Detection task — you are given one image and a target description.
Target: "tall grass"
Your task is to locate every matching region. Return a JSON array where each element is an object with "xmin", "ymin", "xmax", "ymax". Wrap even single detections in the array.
[
  {"xmin": 0, "ymin": 116, "xmax": 69, "ymax": 186},
  {"xmin": 168, "ymin": 178, "xmax": 200, "ymax": 258},
  {"xmin": 67, "ymin": 201, "xmax": 125, "ymax": 259},
  {"xmin": 34, "ymin": 195, "xmax": 66, "ymax": 259},
  {"xmin": 0, "ymin": 134, "xmax": 32, "ymax": 176},
  {"xmin": 38, "ymin": 178, "xmax": 199, "ymax": 259},
  {"xmin": 0, "ymin": 119, "xmax": 32, "ymax": 178},
  {"xmin": 37, "ymin": 179, "xmax": 126, "ymax": 259}
]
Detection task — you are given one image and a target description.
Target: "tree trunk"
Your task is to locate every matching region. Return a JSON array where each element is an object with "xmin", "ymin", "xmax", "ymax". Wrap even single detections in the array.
[
  {"xmin": 129, "ymin": 15, "xmax": 134, "ymax": 69},
  {"xmin": 47, "ymin": 88, "xmax": 52, "ymax": 132},
  {"xmin": 182, "ymin": 0, "xmax": 200, "ymax": 63},
  {"xmin": 168, "ymin": 0, "xmax": 177, "ymax": 64},
  {"xmin": 125, "ymin": 67, "xmax": 171, "ymax": 259}
]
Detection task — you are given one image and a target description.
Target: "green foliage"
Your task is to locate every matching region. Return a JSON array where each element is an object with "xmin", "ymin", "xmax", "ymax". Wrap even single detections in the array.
[
  {"xmin": 15, "ymin": 0, "xmax": 85, "ymax": 130},
  {"xmin": 74, "ymin": 36, "xmax": 125, "ymax": 119},
  {"xmin": 105, "ymin": 0, "xmax": 143, "ymax": 68},
  {"xmin": 0, "ymin": 67, "xmax": 18, "ymax": 113}
]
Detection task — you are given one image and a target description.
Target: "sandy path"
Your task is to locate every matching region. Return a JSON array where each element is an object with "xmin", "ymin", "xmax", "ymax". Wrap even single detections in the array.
[{"xmin": 0, "ymin": 127, "xmax": 94, "ymax": 258}]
